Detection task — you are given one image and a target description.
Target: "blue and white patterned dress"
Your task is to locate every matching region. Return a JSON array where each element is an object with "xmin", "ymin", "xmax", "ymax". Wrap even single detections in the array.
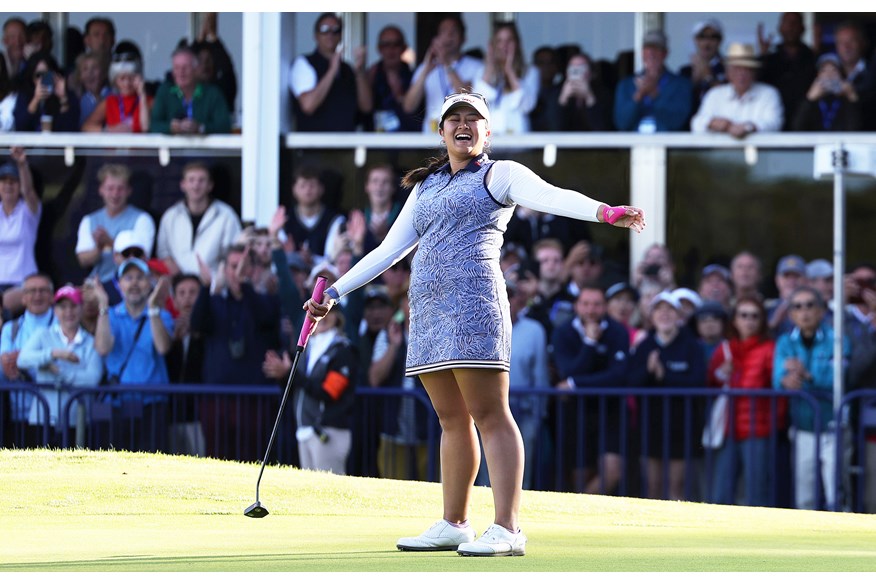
[
  {"xmin": 405, "ymin": 154, "xmax": 515, "ymax": 376},
  {"xmin": 329, "ymin": 152, "xmax": 604, "ymax": 379}
]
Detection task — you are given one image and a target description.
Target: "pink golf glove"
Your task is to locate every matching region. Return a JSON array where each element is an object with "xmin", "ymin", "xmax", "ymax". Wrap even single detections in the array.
[{"xmin": 602, "ymin": 205, "xmax": 627, "ymax": 225}]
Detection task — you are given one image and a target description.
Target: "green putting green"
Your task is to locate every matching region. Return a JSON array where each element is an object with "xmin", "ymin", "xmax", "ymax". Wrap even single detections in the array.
[{"xmin": 2, "ymin": 449, "xmax": 875, "ymax": 572}]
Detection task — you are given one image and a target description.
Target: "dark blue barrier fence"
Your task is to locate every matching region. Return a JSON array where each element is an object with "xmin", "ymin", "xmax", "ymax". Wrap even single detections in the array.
[{"xmin": 1, "ymin": 382, "xmax": 873, "ymax": 513}]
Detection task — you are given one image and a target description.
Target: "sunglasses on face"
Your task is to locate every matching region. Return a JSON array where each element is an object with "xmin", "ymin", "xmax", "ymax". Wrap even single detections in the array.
[
  {"xmin": 791, "ymin": 300, "xmax": 818, "ymax": 311},
  {"xmin": 696, "ymin": 33, "xmax": 721, "ymax": 41},
  {"xmin": 318, "ymin": 24, "xmax": 342, "ymax": 35},
  {"xmin": 121, "ymin": 248, "xmax": 145, "ymax": 259}
]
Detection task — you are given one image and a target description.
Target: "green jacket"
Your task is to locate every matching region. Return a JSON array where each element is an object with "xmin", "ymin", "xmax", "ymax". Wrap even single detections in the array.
[{"xmin": 149, "ymin": 82, "xmax": 231, "ymax": 135}]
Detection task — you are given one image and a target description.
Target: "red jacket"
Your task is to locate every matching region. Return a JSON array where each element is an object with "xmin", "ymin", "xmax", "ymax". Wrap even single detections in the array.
[{"xmin": 707, "ymin": 336, "xmax": 788, "ymax": 440}]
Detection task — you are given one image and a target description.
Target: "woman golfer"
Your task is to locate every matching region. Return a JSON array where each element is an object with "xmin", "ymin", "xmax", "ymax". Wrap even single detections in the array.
[{"xmin": 304, "ymin": 91, "xmax": 645, "ymax": 557}]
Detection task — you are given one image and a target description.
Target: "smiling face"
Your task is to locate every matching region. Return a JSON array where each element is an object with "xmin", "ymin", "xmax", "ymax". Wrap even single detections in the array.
[{"xmin": 439, "ymin": 105, "xmax": 489, "ymax": 160}]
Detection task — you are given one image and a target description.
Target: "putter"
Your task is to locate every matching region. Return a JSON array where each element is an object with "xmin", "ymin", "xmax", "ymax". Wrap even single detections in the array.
[{"xmin": 244, "ymin": 276, "xmax": 328, "ymax": 518}]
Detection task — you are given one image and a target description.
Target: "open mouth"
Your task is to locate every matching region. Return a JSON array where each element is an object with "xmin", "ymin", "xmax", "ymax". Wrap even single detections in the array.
[{"xmin": 454, "ymin": 132, "xmax": 472, "ymax": 142}]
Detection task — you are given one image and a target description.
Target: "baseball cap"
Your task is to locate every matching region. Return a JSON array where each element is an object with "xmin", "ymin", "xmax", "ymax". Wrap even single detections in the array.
[
  {"xmin": 0, "ymin": 161, "xmax": 19, "ymax": 180},
  {"xmin": 117, "ymin": 257, "xmax": 150, "ymax": 279},
  {"xmin": 816, "ymin": 53, "xmax": 842, "ymax": 71},
  {"xmin": 650, "ymin": 290, "xmax": 681, "ymax": 311},
  {"xmin": 307, "ymin": 260, "xmax": 340, "ymax": 288},
  {"xmin": 692, "ymin": 19, "xmax": 723, "ymax": 38},
  {"xmin": 695, "ymin": 300, "xmax": 728, "ymax": 320},
  {"xmin": 53, "ymin": 285, "xmax": 82, "ymax": 305},
  {"xmin": 702, "ymin": 264, "xmax": 731, "ymax": 282},
  {"xmin": 642, "ymin": 30, "xmax": 667, "ymax": 49},
  {"xmin": 364, "ymin": 285, "xmax": 392, "ymax": 307},
  {"xmin": 440, "ymin": 92, "xmax": 491, "ymax": 124},
  {"xmin": 113, "ymin": 230, "xmax": 147, "ymax": 255},
  {"xmin": 605, "ymin": 281, "xmax": 639, "ymax": 302},
  {"xmin": 777, "ymin": 255, "xmax": 806, "ymax": 276},
  {"xmin": 806, "ymin": 259, "xmax": 833, "ymax": 280},
  {"xmin": 672, "ymin": 287, "xmax": 703, "ymax": 308}
]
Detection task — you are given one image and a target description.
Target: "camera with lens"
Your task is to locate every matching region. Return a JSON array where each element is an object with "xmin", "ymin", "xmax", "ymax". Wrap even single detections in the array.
[{"xmin": 643, "ymin": 263, "xmax": 661, "ymax": 277}]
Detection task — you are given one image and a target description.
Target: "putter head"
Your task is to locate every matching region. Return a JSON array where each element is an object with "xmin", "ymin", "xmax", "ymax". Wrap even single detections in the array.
[{"xmin": 244, "ymin": 501, "xmax": 269, "ymax": 518}]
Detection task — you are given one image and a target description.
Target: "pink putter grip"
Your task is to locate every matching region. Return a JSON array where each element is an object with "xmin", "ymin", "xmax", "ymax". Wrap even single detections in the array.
[{"xmin": 297, "ymin": 276, "xmax": 328, "ymax": 348}]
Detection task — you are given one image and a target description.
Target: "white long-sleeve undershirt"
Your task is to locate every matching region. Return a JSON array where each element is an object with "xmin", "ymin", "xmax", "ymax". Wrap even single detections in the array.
[{"xmin": 331, "ymin": 159, "xmax": 605, "ymax": 298}]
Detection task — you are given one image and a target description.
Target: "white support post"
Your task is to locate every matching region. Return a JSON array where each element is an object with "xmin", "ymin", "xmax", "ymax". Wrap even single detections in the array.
[
  {"xmin": 241, "ymin": 12, "xmax": 282, "ymax": 226},
  {"xmin": 629, "ymin": 145, "xmax": 666, "ymax": 280}
]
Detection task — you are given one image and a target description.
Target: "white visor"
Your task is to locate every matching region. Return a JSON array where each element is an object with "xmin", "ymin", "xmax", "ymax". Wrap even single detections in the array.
[{"xmin": 440, "ymin": 93, "xmax": 490, "ymax": 124}]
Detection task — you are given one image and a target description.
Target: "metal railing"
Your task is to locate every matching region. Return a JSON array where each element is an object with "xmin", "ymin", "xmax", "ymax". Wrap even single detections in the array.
[{"xmin": 2, "ymin": 381, "xmax": 874, "ymax": 512}]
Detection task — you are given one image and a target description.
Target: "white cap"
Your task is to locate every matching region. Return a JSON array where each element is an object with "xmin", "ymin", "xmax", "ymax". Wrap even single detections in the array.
[
  {"xmin": 307, "ymin": 260, "xmax": 340, "ymax": 288},
  {"xmin": 672, "ymin": 287, "xmax": 703, "ymax": 309},
  {"xmin": 650, "ymin": 290, "xmax": 682, "ymax": 311},
  {"xmin": 440, "ymin": 93, "xmax": 491, "ymax": 124},
  {"xmin": 113, "ymin": 230, "xmax": 147, "ymax": 254}
]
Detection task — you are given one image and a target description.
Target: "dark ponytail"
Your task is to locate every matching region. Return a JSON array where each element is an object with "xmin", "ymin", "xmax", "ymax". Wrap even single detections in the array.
[{"xmin": 401, "ymin": 153, "xmax": 449, "ymax": 189}]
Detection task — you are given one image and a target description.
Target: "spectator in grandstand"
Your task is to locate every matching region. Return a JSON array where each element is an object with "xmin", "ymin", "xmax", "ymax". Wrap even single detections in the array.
[
  {"xmin": 83, "ymin": 16, "xmax": 115, "ymax": 59},
  {"xmin": 68, "ymin": 51, "xmax": 109, "ymax": 128},
  {"xmin": 0, "ymin": 148, "xmax": 40, "ymax": 293},
  {"xmin": 766, "ymin": 254, "xmax": 807, "ymax": 337},
  {"xmin": 1, "ymin": 272, "xmax": 55, "ymax": 436},
  {"xmin": 680, "ymin": 19, "xmax": 726, "ymax": 121},
  {"xmin": 690, "ymin": 42, "xmax": 783, "ymax": 138},
  {"xmin": 526, "ymin": 238, "xmax": 576, "ymax": 340},
  {"xmin": 565, "ymin": 240, "xmax": 617, "ymax": 296},
  {"xmin": 156, "ymin": 161, "xmax": 241, "ymax": 279},
  {"xmin": 529, "ymin": 46, "xmax": 562, "ymax": 131},
  {"xmin": 614, "ymin": 30, "xmax": 692, "ymax": 133},
  {"xmin": 806, "ymin": 259, "xmax": 834, "ymax": 313},
  {"xmin": 16, "ymin": 285, "xmax": 103, "ymax": 444},
  {"xmin": 0, "ymin": 52, "xmax": 14, "ymax": 131},
  {"xmin": 82, "ymin": 48, "xmax": 151, "ymax": 133},
  {"xmin": 694, "ymin": 300, "xmax": 729, "ymax": 367},
  {"xmin": 605, "ymin": 281, "xmax": 641, "ymax": 345},
  {"xmin": 13, "ymin": 51, "xmax": 80, "ymax": 132},
  {"xmin": 288, "ymin": 12, "xmax": 370, "ymax": 132},
  {"xmin": 283, "ymin": 166, "xmax": 345, "ymax": 268},
  {"xmin": 402, "ymin": 14, "xmax": 482, "ymax": 133},
  {"xmin": 3, "ymin": 18, "xmax": 27, "ymax": 83},
  {"xmin": 557, "ymin": 52, "xmax": 614, "ymax": 132},
  {"xmin": 628, "ymin": 291, "xmax": 706, "ymax": 501},
  {"xmin": 471, "ymin": 22, "xmax": 539, "ymax": 135},
  {"xmin": 707, "ymin": 295, "xmax": 784, "ymax": 507},
  {"xmin": 340, "ymin": 164, "xmax": 402, "ymax": 258},
  {"xmin": 791, "ymin": 53, "xmax": 863, "ymax": 132},
  {"xmin": 843, "ymin": 262, "xmax": 876, "ymax": 513},
  {"xmin": 833, "ymin": 20, "xmax": 876, "ymax": 130},
  {"xmin": 93, "ymin": 229, "xmax": 150, "ymax": 308},
  {"xmin": 234, "ymin": 226, "xmax": 277, "ymax": 296},
  {"xmin": 76, "ymin": 163, "xmax": 155, "ymax": 284},
  {"xmin": 191, "ymin": 243, "xmax": 281, "ymax": 460},
  {"xmin": 757, "ymin": 12, "xmax": 816, "ymax": 131},
  {"xmin": 92, "ymin": 257, "xmax": 173, "ymax": 451},
  {"xmin": 367, "ymin": 25, "xmax": 418, "ymax": 133},
  {"xmin": 698, "ymin": 264, "xmax": 733, "ymax": 311},
  {"xmin": 264, "ymin": 300, "xmax": 354, "ymax": 475},
  {"xmin": 633, "ymin": 242, "xmax": 676, "ymax": 291},
  {"xmin": 24, "ymin": 21, "xmax": 53, "ymax": 60},
  {"xmin": 150, "ymin": 45, "xmax": 231, "ymax": 135},
  {"xmin": 552, "ymin": 286, "xmax": 630, "ymax": 495},
  {"xmin": 773, "ymin": 286, "xmax": 850, "ymax": 510},
  {"xmin": 731, "ymin": 250, "xmax": 764, "ymax": 303},
  {"xmin": 190, "ymin": 13, "xmax": 237, "ymax": 115}
]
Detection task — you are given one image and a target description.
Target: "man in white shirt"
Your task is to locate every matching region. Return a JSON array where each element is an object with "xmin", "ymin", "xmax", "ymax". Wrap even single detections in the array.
[
  {"xmin": 690, "ymin": 42, "xmax": 783, "ymax": 138},
  {"xmin": 402, "ymin": 15, "xmax": 482, "ymax": 133}
]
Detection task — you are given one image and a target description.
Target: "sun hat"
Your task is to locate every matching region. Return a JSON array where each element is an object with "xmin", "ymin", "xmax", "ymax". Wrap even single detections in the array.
[
  {"xmin": 725, "ymin": 43, "xmax": 761, "ymax": 68},
  {"xmin": 53, "ymin": 285, "xmax": 82, "ymax": 305},
  {"xmin": 672, "ymin": 287, "xmax": 703, "ymax": 308},
  {"xmin": 440, "ymin": 92, "xmax": 491, "ymax": 124}
]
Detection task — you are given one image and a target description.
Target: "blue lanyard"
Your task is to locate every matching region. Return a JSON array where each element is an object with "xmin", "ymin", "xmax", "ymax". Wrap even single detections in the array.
[{"xmin": 818, "ymin": 98, "xmax": 842, "ymax": 130}]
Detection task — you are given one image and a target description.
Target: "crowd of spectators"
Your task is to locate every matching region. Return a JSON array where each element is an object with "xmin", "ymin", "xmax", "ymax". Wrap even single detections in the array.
[
  {"xmin": 2, "ymin": 12, "xmax": 876, "ymax": 514},
  {"xmin": 2, "ymin": 12, "xmax": 876, "ymax": 135}
]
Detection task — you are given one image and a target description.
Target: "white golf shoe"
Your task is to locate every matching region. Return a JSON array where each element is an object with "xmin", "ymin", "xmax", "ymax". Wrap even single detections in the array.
[
  {"xmin": 457, "ymin": 523, "xmax": 527, "ymax": 557},
  {"xmin": 396, "ymin": 519, "xmax": 476, "ymax": 552}
]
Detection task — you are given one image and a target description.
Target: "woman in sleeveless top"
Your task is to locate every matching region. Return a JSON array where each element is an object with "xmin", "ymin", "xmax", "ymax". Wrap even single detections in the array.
[{"xmin": 304, "ymin": 91, "xmax": 645, "ymax": 557}]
